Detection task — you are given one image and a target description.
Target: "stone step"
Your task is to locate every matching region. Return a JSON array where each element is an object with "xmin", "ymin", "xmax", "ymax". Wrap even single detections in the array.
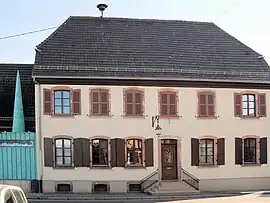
[{"xmin": 148, "ymin": 190, "xmax": 201, "ymax": 196}]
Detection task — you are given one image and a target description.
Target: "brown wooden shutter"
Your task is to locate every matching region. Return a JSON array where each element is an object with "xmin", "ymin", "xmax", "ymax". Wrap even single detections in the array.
[
  {"xmin": 235, "ymin": 137, "xmax": 242, "ymax": 165},
  {"xmin": 169, "ymin": 93, "xmax": 177, "ymax": 116},
  {"xmin": 234, "ymin": 93, "xmax": 242, "ymax": 117},
  {"xmin": 135, "ymin": 92, "xmax": 143, "ymax": 116},
  {"xmin": 43, "ymin": 89, "xmax": 52, "ymax": 115},
  {"xmin": 101, "ymin": 90, "xmax": 109, "ymax": 115},
  {"xmin": 191, "ymin": 138, "xmax": 199, "ymax": 166},
  {"xmin": 207, "ymin": 93, "xmax": 215, "ymax": 117},
  {"xmin": 217, "ymin": 138, "xmax": 225, "ymax": 165},
  {"xmin": 44, "ymin": 137, "xmax": 54, "ymax": 167},
  {"xmin": 110, "ymin": 139, "xmax": 117, "ymax": 167},
  {"xmin": 260, "ymin": 137, "xmax": 267, "ymax": 164},
  {"xmin": 72, "ymin": 89, "xmax": 81, "ymax": 115},
  {"xmin": 116, "ymin": 138, "xmax": 125, "ymax": 167},
  {"xmin": 198, "ymin": 93, "xmax": 207, "ymax": 117},
  {"xmin": 258, "ymin": 93, "xmax": 266, "ymax": 117},
  {"xmin": 82, "ymin": 138, "xmax": 90, "ymax": 167},
  {"xmin": 91, "ymin": 90, "xmax": 100, "ymax": 115},
  {"xmin": 160, "ymin": 93, "xmax": 168, "ymax": 116},
  {"xmin": 125, "ymin": 92, "xmax": 134, "ymax": 116},
  {"xmin": 145, "ymin": 138, "xmax": 154, "ymax": 167},
  {"xmin": 74, "ymin": 138, "xmax": 83, "ymax": 167}
]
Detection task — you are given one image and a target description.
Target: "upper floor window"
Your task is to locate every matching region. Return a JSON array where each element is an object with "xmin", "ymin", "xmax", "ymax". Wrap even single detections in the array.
[
  {"xmin": 90, "ymin": 89, "xmax": 110, "ymax": 116},
  {"xmin": 197, "ymin": 91, "xmax": 215, "ymax": 117},
  {"xmin": 234, "ymin": 92, "xmax": 266, "ymax": 118},
  {"xmin": 199, "ymin": 139, "xmax": 214, "ymax": 165},
  {"xmin": 43, "ymin": 88, "xmax": 81, "ymax": 116},
  {"xmin": 159, "ymin": 90, "xmax": 178, "ymax": 117},
  {"xmin": 91, "ymin": 139, "xmax": 109, "ymax": 166},
  {"xmin": 55, "ymin": 138, "xmax": 72, "ymax": 166},
  {"xmin": 54, "ymin": 90, "xmax": 71, "ymax": 115},
  {"xmin": 124, "ymin": 89, "xmax": 144, "ymax": 116},
  {"xmin": 126, "ymin": 139, "xmax": 143, "ymax": 166}
]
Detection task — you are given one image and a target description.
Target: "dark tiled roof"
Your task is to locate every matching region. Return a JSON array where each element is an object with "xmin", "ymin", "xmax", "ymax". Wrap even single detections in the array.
[
  {"xmin": 33, "ymin": 16, "xmax": 270, "ymax": 82},
  {"xmin": 0, "ymin": 64, "xmax": 35, "ymax": 132}
]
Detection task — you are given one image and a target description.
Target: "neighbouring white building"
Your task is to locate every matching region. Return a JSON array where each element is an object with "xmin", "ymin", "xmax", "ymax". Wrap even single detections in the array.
[{"xmin": 33, "ymin": 12, "xmax": 270, "ymax": 194}]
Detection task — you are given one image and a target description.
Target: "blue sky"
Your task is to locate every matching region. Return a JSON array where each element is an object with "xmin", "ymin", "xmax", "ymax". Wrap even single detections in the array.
[{"xmin": 0, "ymin": 0, "xmax": 269, "ymax": 65}]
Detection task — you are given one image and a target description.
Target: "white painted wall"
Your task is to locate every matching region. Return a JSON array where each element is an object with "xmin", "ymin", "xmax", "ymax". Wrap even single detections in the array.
[{"xmin": 36, "ymin": 84, "xmax": 270, "ymax": 181}]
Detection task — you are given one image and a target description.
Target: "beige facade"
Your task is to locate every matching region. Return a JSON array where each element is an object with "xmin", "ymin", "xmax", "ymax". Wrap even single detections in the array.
[{"xmin": 35, "ymin": 84, "xmax": 270, "ymax": 193}]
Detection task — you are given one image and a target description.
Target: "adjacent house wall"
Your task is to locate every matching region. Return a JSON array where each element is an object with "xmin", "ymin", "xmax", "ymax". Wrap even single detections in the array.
[{"xmin": 36, "ymin": 84, "xmax": 270, "ymax": 192}]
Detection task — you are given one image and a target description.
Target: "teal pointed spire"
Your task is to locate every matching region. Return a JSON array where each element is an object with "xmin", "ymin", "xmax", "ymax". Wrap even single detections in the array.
[{"xmin": 12, "ymin": 70, "xmax": 25, "ymax": 132}]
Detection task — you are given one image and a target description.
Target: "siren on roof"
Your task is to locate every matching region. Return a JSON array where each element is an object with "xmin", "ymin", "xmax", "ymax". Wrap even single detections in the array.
[{"xmin": 97, "ymin": 3, "xmax": 108, "ymax": 18}]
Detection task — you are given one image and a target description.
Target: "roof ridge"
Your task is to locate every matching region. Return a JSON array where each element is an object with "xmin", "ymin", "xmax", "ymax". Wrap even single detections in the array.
[{"xmin": 68, "ymin": 15, "xmax": 213, "ymax": 24}]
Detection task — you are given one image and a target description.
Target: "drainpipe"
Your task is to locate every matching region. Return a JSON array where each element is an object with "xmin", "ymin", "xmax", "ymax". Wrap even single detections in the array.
[{"xmin": 33, "ymin": 77, "xmax": 43, "ymax": 191}]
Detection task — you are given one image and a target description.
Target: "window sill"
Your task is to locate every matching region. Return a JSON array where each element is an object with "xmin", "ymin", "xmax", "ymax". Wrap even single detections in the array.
[
  {"xmin": 91, "ymin": 166, "xmax": 111, "ymax": 169},
  {"xmin": 159, "ymin": 115, "xmax": 181, "ymax": 119},
  {"xmin": 197, "ymin": 164, "xmax": 219, "ymax": 168},
  {"xmin": 241, "ymin": 163, "xmax": 261, "ymax": 167},
  {"xmin": 53, "ymin": 166, "xmax": 75, "ymax": 169},
  {"xmin": 121, "ymin": 115, "xmax": 146, "ymax": 119},
  {"xmin": 125, "ymin": 165, "xmax": 146, "ymax": 169},
  {"xmin": 238, "ymin": 116, "xmax": 261, "ymax": 119},
  {"xmin": 50, "ymin": 114, "xmax": 75, "ymax": 118},
  {"xmin": 196, "ymin": 116, "xmax": 218, "ymax": 119},
  {"xmin": 88, "ymin": 114, "xmax": 113, "ymax": 118}
]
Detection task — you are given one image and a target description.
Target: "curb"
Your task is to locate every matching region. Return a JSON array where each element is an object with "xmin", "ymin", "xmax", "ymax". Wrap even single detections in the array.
[{"xmin": 27, "ymin": 193, "xmax": 244, "ymax": 200}]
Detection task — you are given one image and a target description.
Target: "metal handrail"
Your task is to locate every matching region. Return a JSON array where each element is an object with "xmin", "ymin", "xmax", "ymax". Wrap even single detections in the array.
[{"xmin": 181, "ymin": 167, "xmax": 199, "ymax": 190}]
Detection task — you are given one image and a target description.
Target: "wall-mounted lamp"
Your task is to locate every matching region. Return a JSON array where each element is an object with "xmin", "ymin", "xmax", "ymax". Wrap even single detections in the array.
[{"xmin": 152, "ymin": 116, "xmax": 162, "ymax": 136}]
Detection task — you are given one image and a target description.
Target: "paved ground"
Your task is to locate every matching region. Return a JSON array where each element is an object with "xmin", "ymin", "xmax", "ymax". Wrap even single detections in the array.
[{"xmin": 28, "ymin": 192, "xmax": 270, "ymax": 203}]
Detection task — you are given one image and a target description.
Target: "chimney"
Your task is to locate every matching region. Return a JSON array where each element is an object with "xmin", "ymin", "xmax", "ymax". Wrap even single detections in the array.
[
  {"xmin": 12, "ymin": 70, "xmax": 25, "ymax": 133},
  {"xmin": 97, "ymin": 3, "xmax": 108, "ymax": 18}
]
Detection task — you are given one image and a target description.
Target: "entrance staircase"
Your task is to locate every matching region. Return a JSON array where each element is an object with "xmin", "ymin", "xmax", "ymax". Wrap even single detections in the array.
[{"xmin": 140, "ymin": 168, "xmax": 200, "ymax": 195}]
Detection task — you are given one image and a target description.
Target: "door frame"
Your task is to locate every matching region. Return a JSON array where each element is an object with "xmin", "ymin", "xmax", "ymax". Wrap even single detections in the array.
[{"xmin": 158, "ymin": 137, "xmax": 181, "ymax": 181}]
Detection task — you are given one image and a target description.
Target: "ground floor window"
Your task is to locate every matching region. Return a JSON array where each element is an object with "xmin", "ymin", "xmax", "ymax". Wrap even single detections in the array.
[
  {"xmin": 56, "ymin": 183, "xmax": 71, "ymax": 192},
  {"xmin": 93, "ymin": 184, "xmax": 108, "ymax": 193}
]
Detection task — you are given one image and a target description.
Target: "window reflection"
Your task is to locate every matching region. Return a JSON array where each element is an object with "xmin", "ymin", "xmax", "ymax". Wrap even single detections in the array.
[
  {"xmin": 92, "ymin": 139, "xmax": 108, "ymax": 166},
  {"xmin": 55, "ymin": 138, "xmax": 72, "ymax": 166},
  {"xmin": 126, "ymin": 139, "xmax": 143, "ymax": 165},
  {"xmin": 54, "ymin": 90, "xmax": 71, "ymax": 114}
]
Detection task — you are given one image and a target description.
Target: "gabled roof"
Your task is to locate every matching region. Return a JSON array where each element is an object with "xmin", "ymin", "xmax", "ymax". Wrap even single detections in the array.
[
  {"xmin": 0, "ymin": 63, "xmax": 34, "ymax": 132},
  {"xmin": 33, "ymin": 16, "xmax": 270, "ymax": 83}
]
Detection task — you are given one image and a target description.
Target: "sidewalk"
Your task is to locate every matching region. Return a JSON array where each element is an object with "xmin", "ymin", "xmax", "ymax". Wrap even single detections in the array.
[{"xmin": 26, "ymin": 192, "xmax": 245, "ymax": 200}]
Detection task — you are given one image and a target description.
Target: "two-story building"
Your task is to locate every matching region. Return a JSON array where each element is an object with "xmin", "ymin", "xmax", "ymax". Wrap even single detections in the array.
[{"xmin": 32, "ymin": 15, "xmax": 270, "ymax": 194}]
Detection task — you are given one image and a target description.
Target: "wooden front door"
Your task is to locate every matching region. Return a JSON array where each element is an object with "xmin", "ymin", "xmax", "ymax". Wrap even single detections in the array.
[{"xmin": 161, "ymin": 139, "xmax": 177, "ymax": 180}]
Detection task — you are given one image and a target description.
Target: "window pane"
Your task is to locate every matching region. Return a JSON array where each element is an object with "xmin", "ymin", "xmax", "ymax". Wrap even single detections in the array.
[
  {"xmin": 56, "ymin": 149, "xmax": 62, "ymax": 156},
  {"xmin": 64, "ymin": 139, "xmax": 71, "ymax": 147},
  {"xmin": 248, "ymin": 95, "xmax": 255, "ymax": 101},
  {"xmin": 63, "ymin": 98, "xmax": 70, "ymax": 106},
  {"xmin": 207, "ymin": 94, "xmax": 214, "ymax": 105},
  {"xmin": 62, "ymin": 91, "xmax": 70, "ymax": 99},
  {"xmin": 242, "ymin": 94, "xmax": 248, "ymax": 102},
  {"xmin": 200, "ymin": 155, "xmax": 206, "ymax": 163},
  {"xmin": 92, "ymin": 92, "xmax": 99, "ymax": 102},
  {"xmin": 249, "ymin": 101, "xmax": 255, "ymax": 109},
  {"xmin": 207, "ymin": 140, "xmax": 213, "ymax": 146},
  {"xmin": 207, "ymin": 155, "xmax": 214, "ymax": 164},
  {"xmin": 207, "ymin": 147, "xmax": 213, "ymax": 155},
  {"xmin": 127, "ymin": 140, "xmax": 134, "ymax": 148},
  {"xmin": 63, "ymin": 106, "xmax": 71, "ymax": 114},
  {"xmin": 54, "ymin": 106, "xmax": 62, "ymax": 114},
  {"xmin": 54, "ymin": 98, "xmax": 61, "ymax": 106},
  {"xmin": 242, "ymin": 108, "xmax": 248, "ymax": 116},
  {"xmin": 56, "ymin": 157, "xmax": 63, "ymax": 165},
  {"xmin": 242, "ymin": 101, "xmax": 248, "ymax": 109},
  {"xmin": 55, "ymin": 139, "xmax": 63, "ymax": 148},
  {"xmin": 199, "ymin": 94, "xmax": 206, "ymax": 104},
  {"xmin": 249, "ymin": 109, "xmax": 255, "ymax": 116},
  {"xmin": 64, "ymin": 157, "xmax": 72, "ymax": 165},
  {"xmin": 200, "ymin": 147, "xmax": 206, "ymax": 155},
  {"xmin": 64, "ymin": 149, "xmax": 71, "ymax": 156},
  {"xmin": 199, "ymin": 105, "xmax": 206, "ymax": 115},
  {"xmin": 92, "ymin": 103, "xmax": 99, "ymax": 114},
  {"xmin": 54, "ymin": 91, "xmax": 62, "ymax": 99}
]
